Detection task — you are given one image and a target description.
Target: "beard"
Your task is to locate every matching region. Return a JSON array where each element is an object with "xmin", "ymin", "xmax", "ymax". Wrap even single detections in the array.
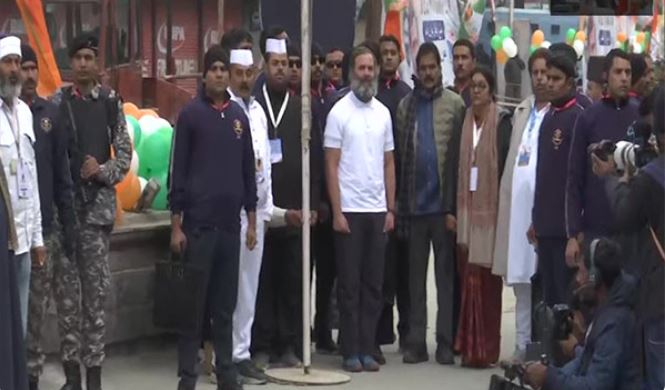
[
  {"xmin": 0, "ymin": 74, "xmax": 21, "ymax": 100},
  {"xmin": 351, "ymin": 76, "xmax": 378, "ymax": 103}
]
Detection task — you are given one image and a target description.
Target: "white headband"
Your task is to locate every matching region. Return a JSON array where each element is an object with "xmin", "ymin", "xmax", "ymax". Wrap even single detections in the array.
[
  {"xmin": 265, "ymin": 38, "xmax": 287, "ymax": 54},
  {"xmin": 0, "ymin": 36, "xmax": 21, "ymax": 60},
  {"xmin": 230, "ymin": 49, "xmax": 254, "ymax": 66}
]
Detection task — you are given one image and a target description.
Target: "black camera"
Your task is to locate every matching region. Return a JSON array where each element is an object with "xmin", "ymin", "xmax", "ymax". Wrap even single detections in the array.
[
  {"xmin": 488, "ymin": 362, "xmax": 529, "ymax": 390},
  {"xmin": 552, "ymin": 304, "xmax": 574, "ymax": 341},
  {"xmin": 589, "ymin": 121, "xmax": 658, "ymax": 172}
]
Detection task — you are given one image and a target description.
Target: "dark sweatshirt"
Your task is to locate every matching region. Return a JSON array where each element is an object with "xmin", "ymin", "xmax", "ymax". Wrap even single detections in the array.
[
  {"xmin": 376, "ymin": 76, "xmax": 411, "ymax": 137},
  {"xmin": 169, "ymin": 91, "xmax": 257, "ymax": 233},
  {"xmin": 255, "ymin": 87, "xmax": 322, "ymax": 217},
  {"xmin": 533, "ymin": 95, "xmax": 585, "ymax": 238},
  {"xmin": 565, "ymin": 97, "xmax": 639, "ymax": 238}
]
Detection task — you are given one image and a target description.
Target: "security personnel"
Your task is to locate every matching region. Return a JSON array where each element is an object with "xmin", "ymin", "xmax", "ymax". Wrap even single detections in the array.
[
  {"xmin": 51, "ymin": 34, "xmax": 131, "ymax": 390},
  {"xmin": 20, "ymin": 44, "xmax": 76, "ymax": 390}
]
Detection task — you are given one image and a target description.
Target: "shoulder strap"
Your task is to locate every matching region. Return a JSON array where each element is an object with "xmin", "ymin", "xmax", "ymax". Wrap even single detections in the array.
[{"xmin": 649, "ymin": 226, "xmax": 665, "ymax": 262}]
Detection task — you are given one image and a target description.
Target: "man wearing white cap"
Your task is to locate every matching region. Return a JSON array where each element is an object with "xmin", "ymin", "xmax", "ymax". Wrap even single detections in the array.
[
  {"xmin": 227, "ymin": 47, "xmax": 272, "ymax": 385},
  {"xmin": 251, "ymin": 37, "xmax": 323, "ymax": 369},
  {"xmin": 0, "ymin": 35, "xmax": 46, "ymax": 340}
]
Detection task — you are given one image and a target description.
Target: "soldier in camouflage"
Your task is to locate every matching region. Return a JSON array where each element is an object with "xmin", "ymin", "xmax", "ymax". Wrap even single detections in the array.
[
  {"xmin": 50, "ymin": 34, "xmax": 131, "ymax": 390},
  {"xmin": 20, "ymin": 44, "xmax": 77, "ymax": 390}
]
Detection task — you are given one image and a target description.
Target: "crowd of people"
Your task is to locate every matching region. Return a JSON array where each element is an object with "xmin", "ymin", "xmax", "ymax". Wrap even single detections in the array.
[{"xmin": 0, "ymin": 21, "xmax": 663, "ymax": 390}]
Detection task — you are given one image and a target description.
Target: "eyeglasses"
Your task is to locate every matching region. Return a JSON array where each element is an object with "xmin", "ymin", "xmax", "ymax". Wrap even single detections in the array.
[
  {"xmin": 312, "ymin": 57, "xmax": 325, "ymax": 66},
  {"xmin": 326, "ymin": 61, "xmax": 342, "ymax": 69},
  {"xmin": 289, "ymin": 60, "xmax": 302, "ymax": 69}
]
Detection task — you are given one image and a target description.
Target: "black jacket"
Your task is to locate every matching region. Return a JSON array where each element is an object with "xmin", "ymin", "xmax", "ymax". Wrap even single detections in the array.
[
  {"xmin": 545, "ymin": 273, "xmax": 641, "ymax": 390},
  {"xmin": 605, "ymin": 155, "xmax": 665, "ymax": 321}
]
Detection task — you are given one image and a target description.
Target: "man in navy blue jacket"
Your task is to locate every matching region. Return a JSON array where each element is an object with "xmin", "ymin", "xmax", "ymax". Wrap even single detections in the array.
[
  {"xmin": 169, "ymin": 45, "xmax": 257, "ymax": 390},
  {"xmin": 564, "ymin": 49, "xmax": 639, "ymax": 267}
]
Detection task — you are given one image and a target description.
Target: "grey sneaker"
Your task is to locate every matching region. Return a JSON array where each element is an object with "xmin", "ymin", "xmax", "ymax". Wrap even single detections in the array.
[{"xmin": 236, "ymin": 360, "xmax": 268, "ymax": 385}]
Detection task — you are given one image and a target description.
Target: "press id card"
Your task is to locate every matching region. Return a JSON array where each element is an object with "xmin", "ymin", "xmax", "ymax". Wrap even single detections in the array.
[
  {"xmin": 17, "ymin": 160, "xmax": 31, "ymax": 199},
  {"xmin": 470, "ymin": 167, "xmax": 478, "ymax": 192},
  {"xmin": 270, "ymin": 139, "xmax": 283, "ymax": 164},
  {"xmin": 517, "ymin": 146, "xmax": 531, "ymax": 167}
]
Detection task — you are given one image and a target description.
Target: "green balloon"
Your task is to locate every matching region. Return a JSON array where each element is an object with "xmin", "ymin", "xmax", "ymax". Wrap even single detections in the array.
[
  {"xmin": 151, "ymin": 172, "xmax": 169, "ymax": 210},
  {"xmin": 491, "ymin": 35, "xmax": 502, "ymax": 50},
  {"xmin": 137, "ymin": 126, "xmax": 173, "ymax": 179},
  {"xmin": 566, "ymin": 28, "xmax": 576, "ymax": 43},
  {"xmin": 125, "ymin": 115, "xmax": 142, "ymax": 149},
  {"xmin": 530, "ymin": 46, "xmax": 537, "ymax": 55},
  {"xmin": 499, "ymin": 26, "xmax": 512, "ymax": 40}
]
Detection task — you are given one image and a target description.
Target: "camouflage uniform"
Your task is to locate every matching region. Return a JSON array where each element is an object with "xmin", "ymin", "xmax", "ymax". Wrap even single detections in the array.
[{"xmin": 51, "ymin": 85, "xmax": 131, "ymax": 367}]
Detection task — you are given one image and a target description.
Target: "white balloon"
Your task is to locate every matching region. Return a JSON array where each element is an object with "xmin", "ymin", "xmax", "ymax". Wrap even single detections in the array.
[
  {"xmin": 130, "ymin": 150, "xmax": 139, "ymax": 175},
  {"xmin": 127, "ymin": 122, "xmax": 135, "ymax": 144},
  {"xmin": 138, "ymin": 177, "xmax": 148, "ymax": 192},
  {"xmin": 633, "ymin": 44, "xmax": 643, "ymax": 54},
  {"xmin": 139, "ymin": 116, "xmax": 161, "ymax": 137},
  {"xmin": 503, "ymin": 38, "xmax": 518, "ymax": 58},
  {"xmin": 541, "ymin": 41, "xmax": 551, "ymax": 49},
  {"xmin": 573, "ymin": 39, "xmax": 584, "ymax": 58},
  {"xmin": 616, "ymin": 40, "xmax": 623, "ymax": 48}
]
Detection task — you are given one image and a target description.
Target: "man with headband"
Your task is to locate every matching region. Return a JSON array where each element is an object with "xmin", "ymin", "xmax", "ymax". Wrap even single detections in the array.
[
  {"xmin": 170, "ymin": 44, "xmax": 257, "ymax": 390},
  {"xmin": 50, "ymin": 33, "xmax": 131, "ymax": 390},
  {"xmin": 227, "ymin": 47, "xmax": 272, "ymax": 385},
  {"xmin": 19, "ymin": 43, "xmax": 76, "ymax": 390}
]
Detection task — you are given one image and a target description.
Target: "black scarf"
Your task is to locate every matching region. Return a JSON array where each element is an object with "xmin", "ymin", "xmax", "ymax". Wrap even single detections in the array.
[{"xmin": 396, "ymin": 75, "xmax": 443, "ymax": 238}]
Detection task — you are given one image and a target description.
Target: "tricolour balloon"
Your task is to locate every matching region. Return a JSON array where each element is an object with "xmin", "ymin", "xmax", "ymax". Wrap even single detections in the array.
[
  {"xmin": 531, "ymin": 29, "xmax": 545, "ymax": 46},
  {"xmin": 541, "ymin": 40, "xmax": 551, "ymax": 49},
  {"xmin": 496, "ymin": 49, "xmax": 508, "ymax": 64},
  {"xmin": 491, "ymin": 35, "xmax": 502, "ymax": 50},
  {"xmin": 503, "ymin": 38, "xmax": 518, "ymax": 58},
  {"xmin": 125, "ymin": 115, "xmax": 141, "ymax": 149},
  {"xmin": 499, "ymin": 26, "xmax": 512, "ymax": 40},
  {"xmin": 573, "ymin": 39, "xmax": 584, "ymax": 58}
]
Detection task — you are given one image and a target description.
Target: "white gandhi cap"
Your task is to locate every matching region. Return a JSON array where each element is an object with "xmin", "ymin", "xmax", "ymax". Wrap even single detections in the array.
[
  {"xmin": 265, "ymin": 38, "xmax": 286, "ymax": 54},
  {"xmin": 0, "ymin": 36, "xmax": 21, "ymax": 60},
  {"xmin": 230, "ymin": 49, "xmax": 253, "ymax": 66}
]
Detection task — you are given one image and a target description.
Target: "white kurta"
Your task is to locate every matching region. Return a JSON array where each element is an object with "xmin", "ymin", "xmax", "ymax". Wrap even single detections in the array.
[{"xmin": 506, "ymin": 104, "xmax": 548, "ymax": 285}]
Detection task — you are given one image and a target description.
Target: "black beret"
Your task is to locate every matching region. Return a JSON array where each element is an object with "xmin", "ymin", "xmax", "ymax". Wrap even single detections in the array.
[
  {"xmin": 69, "ymin": 34, "xmax": 99, "ymax": 58},
  {"xmin": 550, "ymin": 42, "xmax": 578, "ymax": 64},
  {"xmin": 548, "ymin": 54, "xmax": 576, "ymax": 78},
  {"xmin": 20, "ymin": 44, "xmax": 37, "ymax": 66},
  {"xmin": 203, "ymin": 45, "xmax": 229, "ymax": 76}
]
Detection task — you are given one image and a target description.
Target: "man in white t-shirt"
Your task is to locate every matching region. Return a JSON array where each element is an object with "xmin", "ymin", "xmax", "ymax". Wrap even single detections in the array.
[{"xmin": 324, "ymin": 45, "xmax": 396, "ymax": 373}]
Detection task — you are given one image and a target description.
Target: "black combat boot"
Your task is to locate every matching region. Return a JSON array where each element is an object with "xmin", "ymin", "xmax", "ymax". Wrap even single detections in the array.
[
  {"xmin": 60, "ymin": 361, "xmax": 82, "ymax": 390},
  {"xmin": 86, "ymin": 366, "xmax": 102, "ymax": 390}
]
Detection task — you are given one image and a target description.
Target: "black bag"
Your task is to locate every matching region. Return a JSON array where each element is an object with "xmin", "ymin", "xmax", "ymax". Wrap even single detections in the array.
[
  {"xmin": 153, "ymin": 253, "xmax": 207, "ymax": 335},
  {"xmin": 488, "ymin": 375, "xmax": 529, "ymax": 390}
]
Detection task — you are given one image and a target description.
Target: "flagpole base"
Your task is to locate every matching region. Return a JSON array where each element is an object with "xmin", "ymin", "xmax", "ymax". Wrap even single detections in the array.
[{"xmin": 265, "ymin": 367, "xmax": 351, "ymax": 386}]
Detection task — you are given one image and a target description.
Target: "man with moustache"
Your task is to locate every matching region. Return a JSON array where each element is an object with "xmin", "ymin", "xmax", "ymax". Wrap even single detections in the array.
[
  {"xmin": 287, "ymin": 44, "xmax": 302, "ymax": 96},
  {"xmin": 393, "ymin": 42, "xmax": 465, "ymax": 365},
  {"xmin": 565, "ymin": 49, "xmax": 639, "ymax": 269},
  {"xmin": 374, "ymin": 34, "xmax": 412, "ymax": 361},
  {"xmin": 450, "ymin": 39, "xmax": 476, "ymax": 107},
  {"xmin": 493, "ymin": 48, "xmax": 551, "ymax": 361},
  {"xmin": 170, "ymin": 45, "xmax": 257, "ymax": 390},
  {"xmin": 252, "ymin": 26, "xmax": 289, "ymax": 96},
  {"xmin": 226, "ymin": 48, "xmax": 272, "ymax": 386},
  {"xmin": 325, "ymin": 45, "xmax": 396, "ymax": 372},
  {"xmin": 50, "ymin": 33, "xmax": 131, "ymax": 390},
  {"xmin": 20, "ymin": 43, "xmax": 77, "ymax": 390},
  {"xmin": 251, "ymin": 38, "xmax": 322, "ymax": 369},
  {"xmin": 324, "ymin": 48, "xmax": 345, "ymax": 92}
]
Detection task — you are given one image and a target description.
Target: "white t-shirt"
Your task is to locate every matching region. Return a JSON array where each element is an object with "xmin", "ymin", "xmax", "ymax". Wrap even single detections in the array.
[{"xmin": 324, "ymin": 92, "xmax": 394, "ymax": 213}]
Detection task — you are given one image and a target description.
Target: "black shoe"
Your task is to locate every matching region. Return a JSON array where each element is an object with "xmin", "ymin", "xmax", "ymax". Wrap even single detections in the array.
[
  {"xmin": 236, "ymin": 359, "xmax": 268, "ymax": 385},
  {"xmin": 29, "ymin": 376, "xmax": 39, "ymax": 390},
  {"xmin": 218, "ymin": 381, "xmax": 244, "ymax": 390},
  {"xmin": 316, "ymin": 338, "xmax": 339, "ymax": 355},
  {"xmin": 60, "ymin": 361, "xmax": 82, "ymax": 390},
  {"xmin": 372, "ymin": 347, "xmax": 386, "ymax": 365},
  {"xmin": 402, "ymin": 348, "xmax": 429, "ymax": 364},
  {"xmin": 86, "ymin": 366, "xmax": 102, "ymax": 390},
  {"xmin": 435, "ymin": 345, "xmax": 455, "ymax": 365}
]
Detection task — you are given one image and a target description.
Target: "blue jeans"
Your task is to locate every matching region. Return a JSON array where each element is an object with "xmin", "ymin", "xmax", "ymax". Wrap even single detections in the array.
[
  {"xmin": 645, "ymin": 317, "xmax": 665, "ymax": 390},
  {"xmin": 14, "ymin": 251, "xmax": 31, "ymax": 337}
]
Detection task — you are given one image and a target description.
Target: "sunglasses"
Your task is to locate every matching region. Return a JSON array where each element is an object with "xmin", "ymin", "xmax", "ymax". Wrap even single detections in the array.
[
  {"xmin": 326, "ymin": 61, "xmax": 342, "ymax": 69},
  {"xmin": 312, "ymin": 57, "xmax": 325, "ymax": 66},
  {"xmin": 289, "ymin": 60, "xmax": 302, "ymax": 68}
]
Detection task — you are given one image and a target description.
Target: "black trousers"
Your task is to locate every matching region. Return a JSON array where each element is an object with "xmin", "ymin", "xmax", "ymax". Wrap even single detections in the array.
[
  {"xmin": 335, "ymin": 213, "xmax": 386, "ymax": 358},
  {"xmin": 314, "ymin": 221, "xmax": 336, "ymax": 343},
  {"xmin": 178, "ymin": 227, "xmax": 239, "ymax": 387},
  {"xmin": 537, "ymin": 237, "xmax": 576, "ymax": 306},
  {"xmin": 251, "ymin": 229, "xmax": 303, "ymax": 356},
  {"xmin": 406, "ymin": 215, "xmax": 455, "ymax": 351},
  {"xmin": 376, "ymin": 232, "xmax": 410, "ymax": 346}
]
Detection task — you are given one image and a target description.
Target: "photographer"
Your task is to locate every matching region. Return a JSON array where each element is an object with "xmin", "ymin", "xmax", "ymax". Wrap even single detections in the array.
[
  {"xmin": 590, "ymin": 85, "xmax": 664, "ymax": 390},
  {"xmin": 524, "ymin": 238, "xmax": 641, "ymax": 390}
]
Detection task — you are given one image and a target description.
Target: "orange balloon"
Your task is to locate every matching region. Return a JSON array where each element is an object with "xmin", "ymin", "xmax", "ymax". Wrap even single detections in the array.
[
  {"xmin": 575, "ymin": 30, "xmax": 587, "ymax": 42},
  {"xmin": 617, "ymin": 32, "xmax": 627, "ymax": 43},
  {"xmin": 115, "ymin": 196, "xmax": 124, "ymax": 225},
  {"xmin": 496, "ymin": 49, "xmax": 508, "ymax": 65},
  {"xmin": 636, "ymin": 32, "xmax": 645, "ymax": 44},
  {"xmin": 138, "ymin": 109, "xmax": 158, "ymax": 119},
  {"xmin": 531, "ymin": 30, "xmax": 545, "ymax": 46},
  {"xmin": 116, "ymin": 172, "xmax": 142, "ymax": 211},
  {"xmin": 123, "ymin": 102, "xmax": 140, "ymax": 118}
]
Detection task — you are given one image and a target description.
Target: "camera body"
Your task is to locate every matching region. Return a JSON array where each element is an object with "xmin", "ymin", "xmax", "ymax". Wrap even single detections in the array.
[
  {"xmin": 552, "ymin": 304, "xmax": 574, "ymax": 341},
  {"xmin": 590, "ymin": 121, "xmax": 658, "ymax": 172}
]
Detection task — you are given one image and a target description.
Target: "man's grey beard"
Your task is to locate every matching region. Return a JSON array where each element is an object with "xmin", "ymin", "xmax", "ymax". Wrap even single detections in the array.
[
  {"xmin": 351, "ymin": 76, "xmax": 378, "ymax": 103},
  {"xmin": 0, "ymin": 76, "xmax": 21, "ymax": 101}
]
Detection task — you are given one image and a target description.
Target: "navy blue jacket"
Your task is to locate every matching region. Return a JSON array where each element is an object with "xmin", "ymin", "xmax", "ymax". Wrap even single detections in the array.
[
  {"xmin": 29, "ymin": 97, "xmax": 76, "ymax": 237},
  {"xmin": 169, "ymin": 91, "xmax": 257, "ymax": 233},
  {"xmin": 565, "ymin": 97, "xmax": 639, "ymax": 238},
  {"xmin": 545, "ymin": 273, "xmax": 641, "ymax": 390},
  {"xmin": 533, "ymin": 95, "xmax": 585, "ymax": 238},
  {"xmin": 376, "ymin": 76, "xmax": 411, "ymax": 138}
]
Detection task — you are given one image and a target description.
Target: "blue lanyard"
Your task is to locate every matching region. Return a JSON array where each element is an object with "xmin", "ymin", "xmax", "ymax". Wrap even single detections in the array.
[{"xmin": 526, "ymin": 104, "xmax": 539, "ymax": 137}]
